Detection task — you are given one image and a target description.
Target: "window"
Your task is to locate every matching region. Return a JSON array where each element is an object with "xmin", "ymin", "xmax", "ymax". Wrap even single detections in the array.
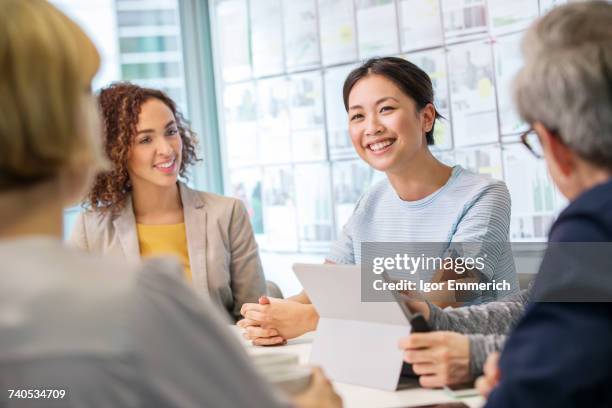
[
  {"xmin": 52, "ymin": 0, "xmax": 189, "ymax": 238},
  {"xmin": 210, "ymin": 0, "xmax": 568, "ymax": 274}
]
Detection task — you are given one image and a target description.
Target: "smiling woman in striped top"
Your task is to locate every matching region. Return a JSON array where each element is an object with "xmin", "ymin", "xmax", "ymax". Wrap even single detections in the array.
[{"xmin": 239, "ymin": 57, "xmax": 518, "ymax": 346}]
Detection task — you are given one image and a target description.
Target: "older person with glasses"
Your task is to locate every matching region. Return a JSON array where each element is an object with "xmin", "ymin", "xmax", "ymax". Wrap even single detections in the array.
[
  {"xmin": 398, "ymin": 2, "xmax": 612, "ymax": 399},
  {"xmin": 473, "ymin": 1, "xmax": 612, "ymax": 406}
]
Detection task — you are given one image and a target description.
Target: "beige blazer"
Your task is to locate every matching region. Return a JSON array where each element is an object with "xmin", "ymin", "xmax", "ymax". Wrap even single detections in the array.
[{"xmin": 70, "ymin": 182, "xmax": 266, "ymax": 321}]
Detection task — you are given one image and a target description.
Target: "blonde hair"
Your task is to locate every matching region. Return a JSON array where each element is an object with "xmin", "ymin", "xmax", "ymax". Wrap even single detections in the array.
[{"xmin": 0, "ymin": 0, "xmax": 106, "ymax": 191}]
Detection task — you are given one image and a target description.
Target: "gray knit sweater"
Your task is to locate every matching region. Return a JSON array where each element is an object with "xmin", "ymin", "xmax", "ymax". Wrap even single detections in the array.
[{"xmin": 427, "ymin": 288, "xmax": 531, "ymax": 377}]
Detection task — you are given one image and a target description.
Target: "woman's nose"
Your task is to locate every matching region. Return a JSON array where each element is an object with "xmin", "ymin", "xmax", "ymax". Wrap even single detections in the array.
[
  {"xmin": 155, "ymin": 137, "xmax": 173, "ymax": 156},
  {"xmin": 365, "ymin": 117, "xmax": 384, "ymax": 136}
]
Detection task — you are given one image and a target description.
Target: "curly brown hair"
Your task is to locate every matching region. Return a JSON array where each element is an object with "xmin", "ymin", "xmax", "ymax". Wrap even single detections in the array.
[{"xmin": 86, "ymin": 82, "xmax": 198, "ymax": 214}]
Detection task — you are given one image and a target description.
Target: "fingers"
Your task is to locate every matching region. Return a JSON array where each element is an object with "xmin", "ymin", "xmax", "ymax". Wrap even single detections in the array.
[
  {"xmin": 475, "ymin": 375, "xmax": 485, "ymax": 395},
  {"xmin": 312, "ymin": 366, "xmax": 332, "ymax": 385},
  {"xmin": 398, "ymin": 332, "xmax": 444, "ymax": 350},
  {"xmin": 240, "ymin": 303, "xmax": 268, "ymax": 317},
  {"xmin": 240, "ymin": 302, "xmax": 255, "ymax": 317},
  {"xmin": 403, "ymin": 348, "xmax": 438, "ymax": 364},
  {"xmin": 243, "ymin": 325, "xmax": 279, "ymax": 339},
  {"xmin": 475, "ymin": 375, "xmax": 492, "ymax": 398},
  {"xmin": 310, "ymin": 366, "xmax": 324, "ymax": 383},
  {"xmin": 238, "ymin": 318, "xmax": 278, "ymax": 344},
  {"xmin": 403, "ymin": 299, "xmax": 429, "ymax": 315},
  {"xmin": 419, "ymin": 374, "xmax": 444, "ymax": 388},
  {"xmin": 258, "ymin": 295, "xmax": 270, "ymax": 305},
  {"xmin": 484, "ymin": 352, "xmax": 501, "ymax": 378},
  {"xmin": 411, "ymin": 363, "xmax": 436, "ymax": 376},
  {"xmin": 398, "ymin": 336, "xmax": 413, "ymax": 350},
  {"xmin": 236, "ymin": 318, "xmax": 258, "ymax": 328},
  {"xmin": 244, "ymin": 310, "xmax": 268, "ymax": 323},
  {"xmin": 477, "ymin": 353, "xmax": 501, "ymax": 398},
  {"xmin": 413, "ymin": 362, "xmax": 453, "ymax": 387},
  {"xmin": 252, "ymin": 336, "xmax": 286, "ymax": 346}
]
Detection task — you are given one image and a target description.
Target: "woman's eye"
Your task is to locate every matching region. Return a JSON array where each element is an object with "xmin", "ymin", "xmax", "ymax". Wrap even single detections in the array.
[
  {"xmin": 138, "ymin": 137, "xmax": 151, "ymax": 144},
  {"xmin": 166, "ymin": 128, "xmax": 178, "ymax": 136},
  {"xmin": 350, "ymin": 113, "xmax": 363, "ymax": 121},
  {"xmin": 380, "ymin": 106, "xmax": 395, "ymax": 113}
]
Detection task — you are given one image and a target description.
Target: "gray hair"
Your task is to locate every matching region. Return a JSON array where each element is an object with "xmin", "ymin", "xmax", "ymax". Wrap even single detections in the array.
[{"xmin": 513, "ymin": 1, "xmax": 612, "ymax": 169}]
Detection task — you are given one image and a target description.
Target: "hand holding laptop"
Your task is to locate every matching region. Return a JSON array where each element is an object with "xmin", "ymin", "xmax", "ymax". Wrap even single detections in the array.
[{"xmin": 398, "ymin": 331, "xmax": 471, "ymax": 388}]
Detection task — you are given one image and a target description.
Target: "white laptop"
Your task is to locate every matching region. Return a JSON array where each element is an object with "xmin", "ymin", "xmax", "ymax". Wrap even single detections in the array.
[{"xmin": 292, "ymin": 263, "xmax": 413, "ymax": 390}]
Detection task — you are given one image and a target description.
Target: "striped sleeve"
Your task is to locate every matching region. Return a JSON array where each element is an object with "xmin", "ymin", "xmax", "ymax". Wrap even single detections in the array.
[{"xmin": 451, "ymin": 180, "xmax": 515, "ymax": 284}]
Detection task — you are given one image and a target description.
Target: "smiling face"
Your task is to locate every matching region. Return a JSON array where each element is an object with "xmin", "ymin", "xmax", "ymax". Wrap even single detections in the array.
[
  {"xmin": 347, "ymin": 74, "xmax": 434, "ymax": 173},
  {"xmin": 127, "ymin": 98, "xmax": 182, "ymax": 190}
]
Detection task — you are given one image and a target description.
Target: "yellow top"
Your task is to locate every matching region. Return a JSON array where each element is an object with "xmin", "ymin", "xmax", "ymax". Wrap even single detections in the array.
[{"xmin": 136, "ymin": 223, "xmax": 192, "ymax": 282}]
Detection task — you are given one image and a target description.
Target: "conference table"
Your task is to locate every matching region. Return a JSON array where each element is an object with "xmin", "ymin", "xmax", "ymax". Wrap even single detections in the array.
[{"xmin": 232, "ymin": 327, "xmax": 485, "ymax": 408}]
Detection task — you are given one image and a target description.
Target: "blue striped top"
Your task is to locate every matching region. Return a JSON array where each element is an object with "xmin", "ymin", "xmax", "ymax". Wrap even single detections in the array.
[{"xmin": 327, "ymin": 166, "xmax": 519, "ymax": 302}]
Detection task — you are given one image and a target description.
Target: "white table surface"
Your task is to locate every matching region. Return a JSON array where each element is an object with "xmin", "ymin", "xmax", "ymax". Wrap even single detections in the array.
[{"xmin": 232, "ymin": 327, "xmax": 484, "ymax": 408}]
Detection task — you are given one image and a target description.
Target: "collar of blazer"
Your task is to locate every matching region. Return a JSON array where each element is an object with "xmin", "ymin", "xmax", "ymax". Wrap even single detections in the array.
[{"xmin": 111, "ymin": 181, "xmax": 209, "ymax": 295}]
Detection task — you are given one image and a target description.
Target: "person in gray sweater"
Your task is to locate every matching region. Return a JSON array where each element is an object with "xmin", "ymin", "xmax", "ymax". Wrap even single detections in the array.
[{"xmin": 399, "ymin": 288, "xmax": 530, "ymax": 387}]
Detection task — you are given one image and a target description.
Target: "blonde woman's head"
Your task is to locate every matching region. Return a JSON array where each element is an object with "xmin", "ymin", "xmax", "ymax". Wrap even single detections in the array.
[{"xmin": 0, "ymin": 0, "xmax": 107, "ymax": 202}]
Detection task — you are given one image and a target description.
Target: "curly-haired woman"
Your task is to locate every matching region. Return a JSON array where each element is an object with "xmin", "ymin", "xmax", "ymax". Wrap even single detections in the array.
[{"xmin": 70, "ymin": 82, "xmax": 266, "ymax": 321}]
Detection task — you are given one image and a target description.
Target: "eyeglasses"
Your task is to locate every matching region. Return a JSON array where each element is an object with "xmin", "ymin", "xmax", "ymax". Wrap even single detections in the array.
[{"xmin": 520, "ymin": 127, "xmax": 544, "ymax": 158}]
